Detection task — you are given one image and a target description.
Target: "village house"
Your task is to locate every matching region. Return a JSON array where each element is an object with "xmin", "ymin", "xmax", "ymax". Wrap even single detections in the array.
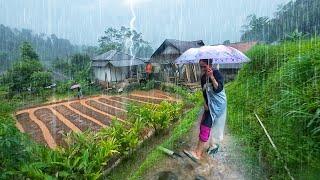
[
  {"xmin": 91, "ymin": 50, "xmax": 146, "ymax": 86},
  {"xmin": 150, "ymin": 39, "xmax": 205, "ymax": 83}
]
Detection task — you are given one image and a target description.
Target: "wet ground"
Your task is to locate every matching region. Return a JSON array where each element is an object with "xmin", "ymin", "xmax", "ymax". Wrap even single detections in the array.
[{"xmin": 144, "ymin": 118, "xmax": 247, "ymax": 180}]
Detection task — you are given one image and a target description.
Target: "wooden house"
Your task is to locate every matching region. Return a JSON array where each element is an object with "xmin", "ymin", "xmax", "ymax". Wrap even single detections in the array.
[
  {"xmin": 92, "ymin": 50, "xmax": 145, "ymax": 84},
  {"xmin": 150, "ymin": 39, "xmax": 205, "ymax": 83}
]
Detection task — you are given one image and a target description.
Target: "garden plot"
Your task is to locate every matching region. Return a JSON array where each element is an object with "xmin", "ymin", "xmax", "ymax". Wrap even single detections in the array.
[{"xmin": 15, "ymin": 90, "xmax": 175, "ymax": 149}]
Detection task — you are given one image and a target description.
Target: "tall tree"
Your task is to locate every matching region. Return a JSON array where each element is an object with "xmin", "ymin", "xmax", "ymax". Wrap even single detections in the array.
[
  {"xmin": 2, "ymin": 42, "xmax": 52, "ymax": 94},
  {"xmin": 98, "ymin": 26, "xmax": 153, "ymax": 58},
  {"xmin": 20, "ymin": 42, "xmax": 39, "ymax": 60}
]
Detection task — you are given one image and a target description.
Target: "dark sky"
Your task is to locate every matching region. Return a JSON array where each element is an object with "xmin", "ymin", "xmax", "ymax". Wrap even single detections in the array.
[{"xmin": 0, "ymin": 0, "xmax": 290, "ymax": 48}]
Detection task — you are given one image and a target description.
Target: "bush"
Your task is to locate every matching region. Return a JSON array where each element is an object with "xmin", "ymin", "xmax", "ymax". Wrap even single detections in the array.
[
  {"xmin": 0, "ymin": 115, "xmax": 33, "ymax": 178},
  {"xmin": 127, "ymin": 101, "xmax": 183, "ymax": 132}
]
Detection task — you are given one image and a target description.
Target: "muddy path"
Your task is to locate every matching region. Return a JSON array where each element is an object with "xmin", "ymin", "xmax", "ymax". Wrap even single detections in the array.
[{"xmin": 143, "ymin": 117, "xmax": 247, "ymax": 180}]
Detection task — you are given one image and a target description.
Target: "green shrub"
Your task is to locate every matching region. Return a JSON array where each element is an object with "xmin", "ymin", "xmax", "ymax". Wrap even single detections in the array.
[
  {"xmin": 0, "ymin": 115, "xmax": 33, "ymax": 178},
  {"xmin": 127, "ymin": 101, "xmax": 183, "ymax": 132}
]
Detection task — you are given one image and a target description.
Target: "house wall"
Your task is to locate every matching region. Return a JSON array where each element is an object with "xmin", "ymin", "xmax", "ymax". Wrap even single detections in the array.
[
  {"xmin": 93, "ymin": 67, "xmax": 106, "ymax": 81},
  {"xmin": 109, "ymin": 66, "xmax": 128, "ymax": 82},
  {"xmin": 94, "ymin": 66, "xmax": 130, "ymax": 83}
]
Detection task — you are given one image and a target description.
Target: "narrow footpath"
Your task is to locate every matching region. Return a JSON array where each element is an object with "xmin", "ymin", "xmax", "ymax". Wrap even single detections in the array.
[{"xmin": 143, "ymin": 113, "xmax": 248, "ymax": 180}]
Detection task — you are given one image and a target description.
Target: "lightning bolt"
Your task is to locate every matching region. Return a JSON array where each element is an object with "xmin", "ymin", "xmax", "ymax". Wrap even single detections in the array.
[{"xmin": 129, "ymin": 0, "xmax": 136, "ymax": 75}]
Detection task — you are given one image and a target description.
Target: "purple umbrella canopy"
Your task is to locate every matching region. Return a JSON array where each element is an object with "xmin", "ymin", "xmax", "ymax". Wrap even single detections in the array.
[
  {"xmin": 70, "ymin": 84, "xmax": 81, "ymax": 90},
  {"xmin": 175, "ymin": 45, "xmax": 250, "ymax": 64}
]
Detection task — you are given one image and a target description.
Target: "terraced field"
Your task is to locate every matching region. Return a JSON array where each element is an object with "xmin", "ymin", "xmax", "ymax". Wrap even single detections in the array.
[{"xmin": 15, "ymin": 90, "xmax": 177, "ymax": 149}]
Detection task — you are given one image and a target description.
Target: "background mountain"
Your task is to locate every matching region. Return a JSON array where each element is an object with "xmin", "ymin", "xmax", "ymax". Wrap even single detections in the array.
[
  {"xmin": 241, "ymin": 0, "xmax": 320, "ymax": 42},
  {"xmin": 0, "ymin": 24, "xmax": 79, "ymax": 73}
]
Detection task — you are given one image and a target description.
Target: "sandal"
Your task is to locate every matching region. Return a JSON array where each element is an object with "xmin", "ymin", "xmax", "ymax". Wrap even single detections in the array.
[{"xmin": 207, "ymin": 144, "xmax": 219, "ymax": 157}]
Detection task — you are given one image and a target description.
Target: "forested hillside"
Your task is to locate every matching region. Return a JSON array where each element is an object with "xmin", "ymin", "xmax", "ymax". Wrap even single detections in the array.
[
  {"xmin": 0, "ymin": 24, "xmax": 78, "ymax": 72},
  {"xmin": 241, "ymin": 0, "xmax": 320, "ymax": 42}
]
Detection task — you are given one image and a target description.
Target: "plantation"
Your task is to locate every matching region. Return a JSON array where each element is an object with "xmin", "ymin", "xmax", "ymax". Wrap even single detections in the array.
[
  {"xmin": 1, "ymin": 89, "xmax": 188, "ymax": 179},
  {"xmin": 226, "ymin": 38, "xmax": 320, "ymax": 179},
  {"xmin": 15, "ymin": 91, "xmax": 177, "ymax": 148}
]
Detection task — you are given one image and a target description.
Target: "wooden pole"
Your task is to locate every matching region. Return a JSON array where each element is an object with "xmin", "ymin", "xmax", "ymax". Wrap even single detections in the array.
[
  {"xmin": 185, "ymin": 65, "xmax": 190, "ymax": 83},
  {"xmin": 193, "ymin": 64, "xmax": 197, "ymax": 82},
  {"xmin": 109, "ymin": 66, "xmax": 112, "ymax": 83}
]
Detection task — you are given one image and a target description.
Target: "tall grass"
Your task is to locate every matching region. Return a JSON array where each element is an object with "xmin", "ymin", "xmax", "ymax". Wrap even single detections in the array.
[{"xmin": 227, "ymin": 38, "xmax": 320, "ymax": 179}]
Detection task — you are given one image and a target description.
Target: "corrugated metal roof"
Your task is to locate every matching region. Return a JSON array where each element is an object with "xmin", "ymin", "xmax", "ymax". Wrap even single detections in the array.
[
  {"xmin": 109, "ymin": 60, "xmax": 144, "ymax": 67},
  {"xmin": 92, "ymin": 50, "xmax": 117, "ymax": 61},
  {"xmin": 92, "ymin": 61, "xmax": 108, "ymax": 67},
  {"xmin": 92, "ymin": 50, "xmax": 145, "ymax": 67}
]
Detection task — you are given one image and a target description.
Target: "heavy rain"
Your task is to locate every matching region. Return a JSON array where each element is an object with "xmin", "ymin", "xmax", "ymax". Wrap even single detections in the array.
[{"xmin": 0, "ymin": 0, "xmax": 319, "ymax": 179}]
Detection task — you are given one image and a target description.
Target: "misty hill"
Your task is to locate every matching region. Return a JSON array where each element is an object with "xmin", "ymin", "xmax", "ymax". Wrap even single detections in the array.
[
  {"xmin": 241, "ymin": 0, "xmax": 320, "ymax": 42},
  {"xmin": 0, "ymin": 24, "xmax": 80, "ymax": 72}
]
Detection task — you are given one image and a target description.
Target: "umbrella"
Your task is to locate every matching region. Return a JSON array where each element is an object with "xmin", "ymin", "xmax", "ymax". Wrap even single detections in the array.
[
  {"xmin": 175, "ymin": 47, "xmax": 199, "ymax": 64},
  {"xmin": 70, "ymin": 84, "xmax": 81, "ymax": 90},
  {"xmin": 175, "ymin": 45, "xmax": 249, "ymax": 64}
]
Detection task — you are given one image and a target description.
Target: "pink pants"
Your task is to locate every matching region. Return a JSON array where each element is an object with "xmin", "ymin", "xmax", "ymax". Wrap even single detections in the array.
[{"xmin": 199, "ymin": 125, "xmax": 211, "ymax": 142}]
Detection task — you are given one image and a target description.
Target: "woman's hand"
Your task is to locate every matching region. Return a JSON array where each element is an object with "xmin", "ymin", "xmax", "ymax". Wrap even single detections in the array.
[{"xmin": 206, "ymin": 68, "xmax": 213, "ymax": 78}]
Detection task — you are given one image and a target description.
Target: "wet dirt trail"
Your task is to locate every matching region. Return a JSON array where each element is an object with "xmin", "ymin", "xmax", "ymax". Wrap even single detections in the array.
[{"xmin": 144, "ymin": 113, "xmax": 248, "ymax": 180}]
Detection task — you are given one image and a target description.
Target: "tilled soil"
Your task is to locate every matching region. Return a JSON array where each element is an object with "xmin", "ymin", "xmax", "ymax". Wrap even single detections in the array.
[
  {"xmin": 34, "ymin": 108, "xmax": 72, "ymax": 146},
  {"xmin": 52, "ymin": 104, "xmax": 102, "ymax": 132},
  {"xmin": 70, "ymin": 102, "xmax": 112, "ymax": 126},
  {"xmin": 16, "ymin": 112, "xmax": 48, "ymax": 146},
  {"xmin": 15, "ymin": 91, "xmax": 176, "ymax": 149}
]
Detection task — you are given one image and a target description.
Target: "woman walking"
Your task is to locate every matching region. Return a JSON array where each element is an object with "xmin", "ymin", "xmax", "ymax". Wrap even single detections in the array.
[{"xmin": 184, "ymin": 59, "xmax": 227, "ymax": 162}]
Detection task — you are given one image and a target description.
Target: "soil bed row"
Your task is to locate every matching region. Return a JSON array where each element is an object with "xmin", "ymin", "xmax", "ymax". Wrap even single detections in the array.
[
  {"xmin": 85, "ymin": 100, "xmax": 127, "ymax": 120},
  {"xmin": 53, "ymin": 105, "xmax": 101, "ymax": 132},
  {"xmin": 97, "ymin": 98, "xmax": 127, "ymax": 109},
  {"xmin": 70, "ymin": 102, "xmax": 111, "ymax": 126},
  {"xmin": 34, "ymin": 108, "xmax": 72, "ymax": 146},
  {"xmin": 16, "ymin": 112, "xmax": 48, "ymax": 146}
]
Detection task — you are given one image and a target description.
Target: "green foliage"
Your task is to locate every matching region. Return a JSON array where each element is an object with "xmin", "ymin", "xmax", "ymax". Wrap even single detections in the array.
[
  {"xmin": 52, "ymin": 53, "xmax": 92, "ymax": 82},
  {"xmin": 20, "ymin": 41, "xmax": 39, "ymax": 60},
  {"xmin": 127, "ymin": 101, "xmax": 183, "ymax": 132},
  {"xmin": 17, "ymin": 130, "xmax": 120, "ymax": 179},
  {"xmin": 227, "ymin": 38, "xmax": 320, "ymax": 179},
  {"xmin": 2, "ymin": 42, "xmax": 52, "ymax": 96},
  {"xmin": 31, "ymin": 71, "xmax": 53, "ymax": 90},
  {"xmin": 3, "ymin": 59, "xmax": 42, "ymax": 93},
  {"xmin": 0, "ymin": 115, "xmax": 32, "ymax": 178},
  {"xmin": 160, "ymin": 83, "xmax": 203, "ymax": 106},
  {"xmin": 284, "ymin": 29, "xmax": 310, "ymax": 42}
]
